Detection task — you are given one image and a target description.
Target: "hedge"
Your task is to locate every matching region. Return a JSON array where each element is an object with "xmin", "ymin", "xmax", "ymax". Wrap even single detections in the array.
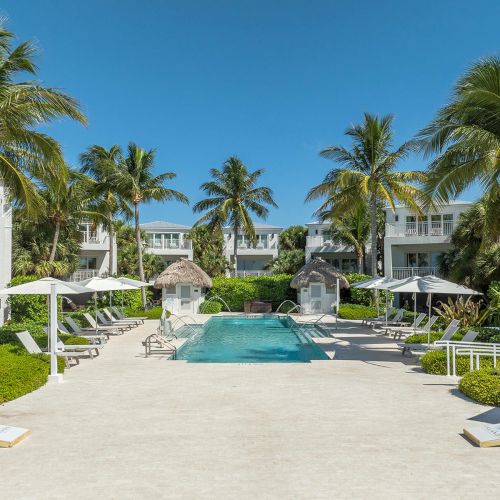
[
  {"xmin": 7, "ymin": 275, "xmax": 48, "ymax": 323},
  {"xmin": 405, "ymin": 331, "xmax": 463, "ymax": 345},
  {"xmin": 199, "ymin": 301, "xmax": 222, "ymax": 314},
  {"xmin": 0, "ymin": 344, "xmax": 65, "ymax": 404},
  {"xmin": 420, "ymin": 350, "xmax": 495, "ymax": 377},
  {"xmin": 338, "ymin": 303, "xmax": 377, "ymax": 320},
  {"xmin": 459, "ymin": 370, "xmax": 500, "ymax": 406},
  {"xmin": 124, "ymin": 306, "xmax": 163, "ymax": 319},
  {"xmin": 207, "ymin": 275, "xmax": 295, "ymax": 312},
  {"xmin": 341, "ymin": 273, "xmax": 393, "ymax": 307}
]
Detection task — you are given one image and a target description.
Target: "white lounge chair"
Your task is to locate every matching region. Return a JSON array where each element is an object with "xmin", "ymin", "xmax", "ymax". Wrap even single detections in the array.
[
  {"xmin": 361, "ymin": 307, "xmax": 396, "ymax": 326},
  {"xmin": 369, "ymin": 309, "xmax": 405, "ymax": 328},
  {"xmin": 384, "ymin": 313, "xmax": 427, "ymax": 337},
  {"xmin": 95, "ymin": 310, "xmax": 133, "ymax": 330},
  {"xmin": 15, "ymin": 331, "xmax": 85, "ymax": 367},
  {"xmin": 111, "ymin": 306, "xmax": 146, "ymax": 323},
  {"xmin": 102, "ymin": 308, "xmax": 140, "ymax": 327},
  {"xmin": 59, "ymin": 320, "xmax": 107, "ymax": 344},
  {"xmin": 388, "ymin": 314, "xmax": 439, "ymax": 340},
  {"xmin": 399, "ymin": 319, "xmax": 461, "ymax": 356},
  {"xmin": 83, "ymin": 313, "xmax": 127, "ymax": 335}
]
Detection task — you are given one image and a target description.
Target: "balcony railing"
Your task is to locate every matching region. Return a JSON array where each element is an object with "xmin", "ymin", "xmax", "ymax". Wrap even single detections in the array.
[
  {"xmin": 386, "ymin": 221, "xmax": 455, "ymax": 238},
  {"xmin": 148, "ymin": 239, "xmax": 192, "ymax": 250},
  {"xmin": 68, "ymin": 269, "xmax": 100, "ymax": 282},
  {"xmin": 80, "ymin": 231, "xmax": 100, "ymax": 244},
  {"xmin": 306, "ymin": 236, "xmax": 347, "ymax": 248},
  {"xmin": 236, "ymin": 240, "xmax": 276, "ymax": 250},
  {"xmin": 235, "ymin": 270, "xmax": 272, "ymax": 277},
  {"xmin": 391, "ymin": 267, "xmax": 438, "ymax": 280}
]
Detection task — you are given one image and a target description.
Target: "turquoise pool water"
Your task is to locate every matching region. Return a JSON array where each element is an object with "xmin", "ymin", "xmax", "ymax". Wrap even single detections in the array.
[{"xmin": 176, "ymin": 316, "xmax": 329, "ymax": 363}]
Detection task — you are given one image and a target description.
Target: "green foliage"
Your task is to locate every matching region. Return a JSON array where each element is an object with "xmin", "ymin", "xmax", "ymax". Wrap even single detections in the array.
[
  {"xmin": 405, "ymin": 331, "xmax": 463, "ymax": 344},
  {"xmin": 63, "ymin": 335, "xmax": 90, "ymax": 345},
  {"xmin": 459, "ymin": 370, "xmax": 500, "ymax": 406},
  {"xmin": 433, "ymin": 296, "xmax": 489, "ymax": 328},
  {"xmin": 265, "ymin": 249, "xmax": 305, "ymax": 275},
  {"xmin": 338, "ymin": 303, "xmax": 377, "ymax": 320},
  {"xmin": 0, "ymin": 344, "xmax": 64, "ymax": 404},
  {"xmin": 207, "ymin": 275, "xmax": 294, "ymax": 312},
  {"xmin": 199, "ymin": 301, "xmax": 222, "ymax": 314},
  {"xmin": 187, "ymin": 224, "xmax": 230, "ymax": 277},
  {"xmin": 420, "ymin": 350, "xmax": 495, "ymax": 376},
  {"xmin": 341, "ymin": 273, "xmax": 393, "ymax": 307},
  {"xmin": 7, "ymin": 275, "xmax": 48, "ymax": 323},
  {"xmin": 279, "ymin": 226, "xmax": 307, "ymax": 251},
  {"xmin": 124, "ymin": 306, "xmax": 163, "ymax": 319},
  {"xmin": 487, "ymin": 281, "xmax": 500, "ymax": 326}
]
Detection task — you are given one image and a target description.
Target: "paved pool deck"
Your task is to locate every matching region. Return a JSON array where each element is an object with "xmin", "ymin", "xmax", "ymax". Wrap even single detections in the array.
[{"xmin": 0, "ymin": 316, "xmax": 498, "ymax": 499}]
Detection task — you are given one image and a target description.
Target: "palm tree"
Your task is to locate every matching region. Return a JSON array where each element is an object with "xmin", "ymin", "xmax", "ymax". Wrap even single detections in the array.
[
  {"xmin": 80, "ymin": 145, "xmax": 131, "ymax": 275},
  {"xmin": 417, "ymin": 56, "xmax": 500, "ymax": 244},
  {"xmin": 306, "ymin": 113, "xmax": 428, "ymax": 275},
  {"xmin": 114, "ymin": 143, "xmax": 189, "ymax": 306},
  {"xmin": 0, "ymin": 23, "xmax": 86, "ymax": 211},
  {"xmin": 193, "ymin": 156, "xmax": 278, "ymax": 275},
  {"xmin": 322, "ymin": 203, "xmax": 370, "ymax": 273}
]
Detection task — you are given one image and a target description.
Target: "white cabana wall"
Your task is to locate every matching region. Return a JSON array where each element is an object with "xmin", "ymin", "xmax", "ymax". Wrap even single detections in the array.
[
  {"xmin": 161, "ymin": 283, "xmax": 206, "ymax": 314},
  {"xmin": 297, "ymin": 282, "xmax": 339, "ymax": 314}
]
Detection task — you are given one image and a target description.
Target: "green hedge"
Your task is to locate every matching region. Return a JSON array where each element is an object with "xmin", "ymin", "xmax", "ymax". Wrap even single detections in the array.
[
  {"xmin": 200, "ymin": 301, "xmax": 222, "ymax": 314},
  {"xmin": 207, "ymin": 275, "xmax": 294, "ymax": 312},
  {"xmin": 342, "ymin": 273, "xmax": 393, "ymax": 307},
  {"xmin": 124, "ymin": 306, "xmax": 163, "ymax": 319},
  {"xmin": 7, "ymin": 275, "xmax": 48, "ymax": 323},
  {"xmin": 459, "ymin": 370, "xmax": 500, "ymax": 406},
  {"xmin": 405, "ymin": 331, "xmax": 464, "ymax": 344},
  {"xmin": 338, "ymin": 303, "xmax": 377, "ymax": 320},
  {"xmin": 0, "ymin": 344, "xmax": 65, "ymax": 404},
  {"xmin": 420, "ymin": 350, "xmax": 495, "ymax": 376}
]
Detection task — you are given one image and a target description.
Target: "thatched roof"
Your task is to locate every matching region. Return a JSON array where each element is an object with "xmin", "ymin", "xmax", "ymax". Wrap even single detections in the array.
[
  {"xmin": 154, "ymin": 258, "xmax": 212, "ymax": 289},
  {"xmin": 290, "ymin": 258, "xmax": 350, "ymax": 289}
]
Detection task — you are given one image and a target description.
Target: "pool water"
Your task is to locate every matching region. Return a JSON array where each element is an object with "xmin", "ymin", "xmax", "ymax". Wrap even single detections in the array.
[{"xmin": 176, "ymin": 316, "xmax": 329, "ymax": 363}]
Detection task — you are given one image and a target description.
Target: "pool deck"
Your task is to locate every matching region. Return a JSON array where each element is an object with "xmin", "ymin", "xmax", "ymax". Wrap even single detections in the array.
[{"xmin": 0, "ymin": 315, "xmax": 498, "ymax": 499}]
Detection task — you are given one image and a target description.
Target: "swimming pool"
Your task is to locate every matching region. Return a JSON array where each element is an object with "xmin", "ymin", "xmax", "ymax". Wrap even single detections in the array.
[{"xmin": 175, "ymin": 316, "xmax": 329, "ymax": 363}]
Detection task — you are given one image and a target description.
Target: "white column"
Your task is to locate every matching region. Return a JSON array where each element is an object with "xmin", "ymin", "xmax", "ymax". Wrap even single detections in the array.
[{"xmin": 48, "ymin": 284, "xmax": 63, "ymax": 383}]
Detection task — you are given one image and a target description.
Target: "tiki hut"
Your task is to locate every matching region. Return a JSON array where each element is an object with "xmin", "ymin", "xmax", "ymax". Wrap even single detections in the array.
[
  {"xmin": 154, "ymin": 258, "xmax": 212, "ymax": 314},
  {"xmin": 291, "ymin": 258, "xmax": 349, "ymax": 314}
]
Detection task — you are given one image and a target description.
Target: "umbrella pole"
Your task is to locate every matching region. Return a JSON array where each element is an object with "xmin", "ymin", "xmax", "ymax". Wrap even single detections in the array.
[
  {"xmin": 413, "ymin": 292, "xmax": 417, "ymax": 333},
  {"xmin": 336, "ymin": 277, "xmax": 339, "ymax": 330},
  {"xmin": 94, "ymin": 292, "xmax": 98, "ymax": 335},
  {"xmin": 376, "ymin": 289, "xmax": 379, "ymax": 317},
  {"xmin": 427, "ymin": 293, "xmax": 432, "ymax": 348},
  {"xmin": 385, "ymin": 294, "xmax": 388, "ymax": 326},
  {"xmin": 48, "ymin": 284, "xmax": 62, "ymax": 383}
]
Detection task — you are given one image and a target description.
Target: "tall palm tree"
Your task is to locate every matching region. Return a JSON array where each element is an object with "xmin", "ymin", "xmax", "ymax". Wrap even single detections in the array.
[
  {"xmin": 193, "ymin": 156, "xmax": 278, "ymax": 275},
  {"xmin": 114, "ymin": 143, "xmax": 189, "ymax": 306},
  {"xmin": 80, "ymin": 145, "xmax": 131, "ymax": 275},
  {"xmin": 306, "ymin": 113, "xmax": 428, "ymax": 275},
  {"xmin": 417, "ymin": 56, "xmax": 500, "ymax": 243},
  {"xmin": 0, "ymin": 23, "xmax": 86, "ymax": 211}
]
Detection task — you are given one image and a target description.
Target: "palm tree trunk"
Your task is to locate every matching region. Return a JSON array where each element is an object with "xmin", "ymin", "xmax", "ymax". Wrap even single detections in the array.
[
  {"xmin": 370, "ymin": 193, "xmax": 378, "ymax": 276},
  {"xmin": 134, "ymin": 203, "xmax": 146, "ymax": 308},
  {"xmin": 233, "ymin": 223, "xmax": 238, "ymax": 277},
  {"xmin": 49, "ymin": 220, "xmax": 61, "ymax": 263},
  {"xmin": 357, "ymin": 249, "xmax": 364, "ymax": 274},
  {"xmin": 108, "ymin": 217, "xmax": 114, "ymax": 276}
]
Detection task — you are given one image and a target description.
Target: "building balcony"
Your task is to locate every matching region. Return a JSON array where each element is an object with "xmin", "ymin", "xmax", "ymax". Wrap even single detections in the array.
[
  {"xmin": 67, "ymin": 269, "xmax": 103, "ymax": 282},
  {"xmin": 148, "ymin": 239, "xmax": 192, "ymax": 251},
  {"xmin": 234, "ymin": 270, "xmax": 272, "ymax": 277},
  {"xmin": 305, "ymin": 236, "xmax": 353, "ymax": 253},
  {"xmin": 391, "ymin": 267, "xmax": 438, "ymax": 280},
  {"xmin": 386, "ymin": 221, "xmax": 455, "ymax": 238}
]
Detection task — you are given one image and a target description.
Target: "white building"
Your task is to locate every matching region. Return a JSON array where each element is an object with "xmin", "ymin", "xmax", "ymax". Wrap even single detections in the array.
[
  {"xmin": 223, "ymin": 223, "xmax": 282, "ymax": 276},
  {"xmin": 141, "ymin": 221, "xmax": 193, "ymax": 266},
  {"xmin": 70, "ymin": 222, "xmax": 117, "ymax": 281},
  {"xmin": 305, "ymin": 222, "xmax": 360, "ymax": 272},
  {"xmin": 384, "ymin": 201, "xmax": 473, "ymax": 279},
  {"xmin": 0, "ymin": 184, "xmax": 12, "ymax": 324}
]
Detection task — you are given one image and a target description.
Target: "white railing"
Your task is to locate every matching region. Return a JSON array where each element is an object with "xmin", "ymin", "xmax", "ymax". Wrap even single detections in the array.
[
  {"xmin": 386, "ymin": 221, "xmax": 455, "ymax": 238},
  {"xmin": 80, "ymin": 231, "xmax": 100, "ymax": 244},
  {"xmin": 235, "ymin": 240, "xmax": 277, "ymax": 250},
  {"xmin": 68, "ymin": 269, "xmax": 100, "ymax": 282},
  {"xmin": 391, "ymin": 267, "xmax": 438, "ymax": 279},
  {"xmin": 305, "ymin": 236, "xmax": 347, "ymax": 248},
  {"xmin": 235, "ymin": 270, "xmax": 272, "ymax": 277},
  {"xmin": 149, "ymin": 239, "xmax": 192, "ymax": 250}
]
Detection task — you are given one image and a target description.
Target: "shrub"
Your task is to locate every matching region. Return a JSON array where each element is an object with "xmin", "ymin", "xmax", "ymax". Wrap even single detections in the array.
[
  {"xmin": 0, "ymin": 322, "xmax": 88, "ymax": 348},
  {"xmin": 199, "ymin": 301, "xmax": 222, "ymax": 314},
  {"xmin": 338, "ymin": 303, "xmax": 377, "ymax": 320},
  {"xmin": 405, "ymin": 331, "xmax": 464, "ymax": 344},
  {"xmin": 0, "ymin": 344, "xmax": 64, "ymax": 404},
  {"xmin": 342, "ymin": 273, "xmax": 393, "ymax": 307},
  {"xmin": 207, "ymin": 275, "xmax": 295, "ymax": 312},
  {"xmin": 420, "ymin": 350, "xmax": 495, "ymax": 376},
  {"xmin": 124, "ymin": 306, "xmax": 163, "ymax": 319},
  {"xmin": 459, "ymin": 370, "xmax": 500, "ymax": 406},
  {"xmin": 7, "ymin": 275, "xmax": 48, "ymax": 323}
]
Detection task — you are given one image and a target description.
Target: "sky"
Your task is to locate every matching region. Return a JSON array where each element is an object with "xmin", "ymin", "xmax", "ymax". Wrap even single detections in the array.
[{"xmin": 2, "ymin": 0, "xmax": 499, "ymax": 227}]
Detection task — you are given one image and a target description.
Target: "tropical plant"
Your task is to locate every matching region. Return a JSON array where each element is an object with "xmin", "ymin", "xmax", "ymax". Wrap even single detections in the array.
[
  {"xmin": 265, "ymin": 249, "xmax": 305, "ymax": 275},
  {"xmin": 187, "ymin": 224, "xmax": 230, "ymax": 277},
  {"xmin": 279, "ymin": 225, "xmax": 307, "ymax": 251},
  {"xmin": 193, "ymin": 156, "xmax": 277, "ymax": 275},
  {"xmin": 418, "ymin": 56, "xmax": 500, "ymax": 244},
  {"xmin": 80, "ymin": 145, "xmax": 131, "ymax": 275},
  {"xmin": 433, "ymin": 296, "xmax": 489, "ymax": 328},
  {"xmin": 306, "ymin": 113, "xmax": 428, "ymax": 275},
  {"xmin": 113, "ymin": 143, "xmax": 188, "ymax": 306},
  {"xmin": 0, "ymin": 22, "xmax": 86, "ymax": 211}
]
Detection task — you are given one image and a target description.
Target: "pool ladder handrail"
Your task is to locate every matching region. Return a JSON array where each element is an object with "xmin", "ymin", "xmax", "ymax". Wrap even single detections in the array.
[
  {"xmin": 143, "ymin": 333, "xmax": 177, "ymax": 359},
  {"xmin": 276, "ymin": 300, "xmax": 301, "ymax": 314},
  {"xmin": 169, "ymin": 314, "xmax": 200, "ymax": 336},
  {"xmin": 200, "ymin": 295, "xmax": 232, "ymax": 313}
]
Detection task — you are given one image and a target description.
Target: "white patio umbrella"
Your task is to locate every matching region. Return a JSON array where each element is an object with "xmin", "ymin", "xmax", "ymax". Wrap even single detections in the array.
[
  {"xmin": 75, "ymin": 277, "xmax": 136, "ymax": 331},
  {"xmin": 388, "ymin": 275, "xmax": 482, "ymax": 346},
  {"xmin": 0, "ymin": 277, "xmax": 91, "ymax": 382}
]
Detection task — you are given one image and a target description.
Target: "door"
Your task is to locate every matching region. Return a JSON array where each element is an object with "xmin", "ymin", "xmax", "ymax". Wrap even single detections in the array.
[
  {"xmin": 179, "ymin": 284, "xmax": 193, "ymax": 313},
  {"xmin": 310, "ymin": 283, "xmax": 323, "ymax": 313}
]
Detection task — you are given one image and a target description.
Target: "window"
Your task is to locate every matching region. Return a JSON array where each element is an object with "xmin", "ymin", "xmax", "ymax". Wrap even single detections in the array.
[
  {"xmin": 165, "ymin": 286, "xmax": 176, "ymax": 295},
  {"xmin": 180, "ymin": 285, "xmax": 191, "ymax": 299},
  {"xmin": 310, "ymin": 284, "xmax": 322, "ymax": 298},
  {"xmin": 395, "ymin": 215, "xmax": 399, "ymax": 222},
  {"xmin": 79, "ymin": 256, "xmax": 97, "ymax": 270},
  {"xmin": 407, "ymin": 252, "xmax": 430, "ymax": 268}
]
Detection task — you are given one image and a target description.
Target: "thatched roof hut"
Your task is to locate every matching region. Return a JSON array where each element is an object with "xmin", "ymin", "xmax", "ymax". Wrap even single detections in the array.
[
  {"xmin": 154, "ymin": 258, "xmax": 212, "ymax": 289},
  {"xmin": 290, "ymin": 258, "xmax": 350, "ymax": 289}
]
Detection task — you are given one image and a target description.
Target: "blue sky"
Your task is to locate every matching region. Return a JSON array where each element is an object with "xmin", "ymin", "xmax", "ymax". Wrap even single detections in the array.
[{"xmin": 2, "ymin": 0, "xmax": 499, "ymax": 227}]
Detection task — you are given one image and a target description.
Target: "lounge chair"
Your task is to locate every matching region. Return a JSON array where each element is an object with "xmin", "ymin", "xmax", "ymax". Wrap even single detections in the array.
[
  {"xmin": 111, "ymin": 306, "xmax": 146, "ymax": 324},
  {"xmin": 95, "ymin": 310, "xmax": 133, "ymax": 330},
  {"xmin": 59, "ymin": 320, "xmax": 107, "ymax": 344},
  {"xmin": 369, "ymin": 309, "xmax": 405, "ymax": 328},
  {"xmin": 56, "ymin": 337, "xmax": 102, "ymax": 358},
  {"xmin": 102, "ymin": 308, "xmax": 141, "ymax": 327},
  {"xmin": 387, "ymin": 314, "xmax": 438, "ymax": 340},
  {"xmin": 15, "ymin": 331, "xmax": 85, "ymax": 367},
  {"xmin": 384, "ymin": 313, "xmax": 427, "ymax": 337},
  {"xmin": 83, "ymin": 313, "xmax": 127, "ymax": 335},
  {"xmin": 361, "ymin": 307, "xmax": 396, "ymax": 326},
  {"xmin": 399, "ymin": 319, "xmax": 460, "ymax": 356}
]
